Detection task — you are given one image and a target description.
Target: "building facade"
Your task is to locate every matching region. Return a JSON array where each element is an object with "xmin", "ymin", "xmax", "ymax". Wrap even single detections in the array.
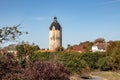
[
  {"xmin": 92, "ymin": 43, "xmax": 107, "ymax": 52},
  {"xmin": 49, "ymin": 17, "xmax": 62, "ymax": 50}
]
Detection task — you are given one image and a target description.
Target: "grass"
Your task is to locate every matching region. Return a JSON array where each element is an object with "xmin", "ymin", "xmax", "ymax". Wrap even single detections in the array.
[{"xmin": 92, "ymin": 71, "xmax": 120, "ymax": 80}]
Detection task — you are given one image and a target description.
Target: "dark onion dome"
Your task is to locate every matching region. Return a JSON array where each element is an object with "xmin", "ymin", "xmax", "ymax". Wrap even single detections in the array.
[{"xmin": 49, "ymin": 17, "xmax": 61, "ymax": 30}]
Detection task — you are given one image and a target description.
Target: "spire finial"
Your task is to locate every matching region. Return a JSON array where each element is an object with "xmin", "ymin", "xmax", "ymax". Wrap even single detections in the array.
[
  {"xmin": 54, "ymin": 16, "xmax": 57, "ymax": 20},
  {"xmin": 54, "ymin": 16, "xmax": 57, "ymax": 22}
]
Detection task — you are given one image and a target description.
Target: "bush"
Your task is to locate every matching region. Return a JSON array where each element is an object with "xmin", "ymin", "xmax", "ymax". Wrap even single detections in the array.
[
  {"xmin": 0, "ymin": 53, "xmax": 22, "ymax": 80},
  {"xmin": 98, "ymin": 56, "xmax": 112, "ymax": 71},
  {"xmin": 29, "ymin": 52, "xmax": 51, "ymax": 62},
  {"xmin": 58, "ymin": 52, "xmax": 90, "ymax": 74},
  {"xmin": 55, "ymin": 47, "xmax": 64, "ymax": 51},
  {"xmin": 80, "ymin": 52, "xmax": 103, "ymax": 69},
  {"xmin": 0, "ymin": 53, "xmax": 70, "ymax": 80},
  {"xmin": 22, "ymin": 61, "xmax": 70, "ymax": 80}
]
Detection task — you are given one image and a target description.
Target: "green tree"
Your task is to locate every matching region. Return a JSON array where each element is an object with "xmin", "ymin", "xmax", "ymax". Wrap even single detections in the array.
[
  {"xmin": 16, "ymin": 44, "xmax": 26, "ymax": 61},
  {"xmin": 110, "ymin": 41, "xmax": 120, "ymax": 70},
  {"xmin": 67, "ymin": 44, "xmax": 73, "ymax": 50},
  {"xmin": 0, "ymin": 24, "xmax": 28, "ymax": 43},
  {"xmin": 16, "ymin": 42, "xmax": 40, "ymax": 62}
]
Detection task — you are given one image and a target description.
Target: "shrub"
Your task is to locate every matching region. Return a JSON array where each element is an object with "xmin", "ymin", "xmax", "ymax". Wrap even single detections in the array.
[
  {"xmin": 98, "ymin": 56, "xmax": 112, "ymax": 71},
  {"xmin": 29, "ymin": 52, "xmax": 51, "ymax": 62},
  {"xmin": 58, "ymin": 52, "xmax": 90, "ymax": 74},
  {"xmin": 0, "ymin": 53, "xmax": 22, "ymax": 80},
  {"xmin": 22, "ymin": 61, "xmax": 70, "ymax": 80},
  {"xmin": 0, "ymin": 53, "xmax": 70, "ymax": 80},
  {"xmin": 55, "ymin": 47, "xmax": 64, "ymax": 52},
  {"xmin": 80, "ymin": 52, "xmax": 103, "ymax": 69}
]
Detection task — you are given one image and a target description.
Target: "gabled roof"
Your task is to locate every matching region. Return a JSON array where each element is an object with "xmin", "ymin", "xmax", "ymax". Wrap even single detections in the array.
[{"xmin": 94, "ymin": 43, "xmax": 107, "ymax": 50}]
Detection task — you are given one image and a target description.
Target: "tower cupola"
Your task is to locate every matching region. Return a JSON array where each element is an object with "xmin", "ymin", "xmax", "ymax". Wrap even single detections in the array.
[{"xmin": 49, "ymin": 17, "xmax": 61, "ymax": 30}]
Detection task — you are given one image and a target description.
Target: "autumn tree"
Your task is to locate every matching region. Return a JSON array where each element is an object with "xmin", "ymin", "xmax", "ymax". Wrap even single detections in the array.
[
  {"xmin": 79, "ymin": 41, "xmax": 93, "ymax": 52},
  {"xmin": 106, "ymin": 41, "xmax": 116, "ymax": 56},
  {"xmin": 94, "ymin": 38, "xmax": 105, "ymax": 44}
]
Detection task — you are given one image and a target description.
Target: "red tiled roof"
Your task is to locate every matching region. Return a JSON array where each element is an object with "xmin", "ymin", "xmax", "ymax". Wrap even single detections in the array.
[{"xmin": 72, "ymin": 45, "xmax": 85, "ymax": 52}]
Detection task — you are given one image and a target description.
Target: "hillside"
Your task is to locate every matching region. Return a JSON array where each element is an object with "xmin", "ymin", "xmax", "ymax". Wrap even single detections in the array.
[{"xmin": 92, "ymin": 71, "xmax": 120, "ymax": 80}]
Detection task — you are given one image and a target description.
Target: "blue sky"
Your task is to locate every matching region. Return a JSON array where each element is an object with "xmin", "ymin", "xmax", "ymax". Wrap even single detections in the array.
[{"xmin": 0, "ymin": 0, "xmax": 120, "ymax": 48}]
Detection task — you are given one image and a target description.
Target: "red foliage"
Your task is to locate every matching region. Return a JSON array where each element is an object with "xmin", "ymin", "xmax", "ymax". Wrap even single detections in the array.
[
  {"xmin": 22, "ymin": 61, "xmax": 70, "ymax": 80},
  {"xmin": 0, "ymin": 53, "xmax": 22, "ymax": 79},
  {"xmin": 0, "ymin": 53, "xmax": 70, "ymax": 80}
]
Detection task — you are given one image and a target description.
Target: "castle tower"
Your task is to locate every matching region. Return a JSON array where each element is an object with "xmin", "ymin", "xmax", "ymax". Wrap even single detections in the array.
[{"xmin": 49, "ymin": 17, "xmax": 62, "ymax": 50}]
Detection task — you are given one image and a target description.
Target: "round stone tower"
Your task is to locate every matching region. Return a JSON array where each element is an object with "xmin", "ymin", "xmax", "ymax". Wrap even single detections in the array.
[{"xmin": 49, "ymin": 17, "xmax": 62, "ymax": 51}]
